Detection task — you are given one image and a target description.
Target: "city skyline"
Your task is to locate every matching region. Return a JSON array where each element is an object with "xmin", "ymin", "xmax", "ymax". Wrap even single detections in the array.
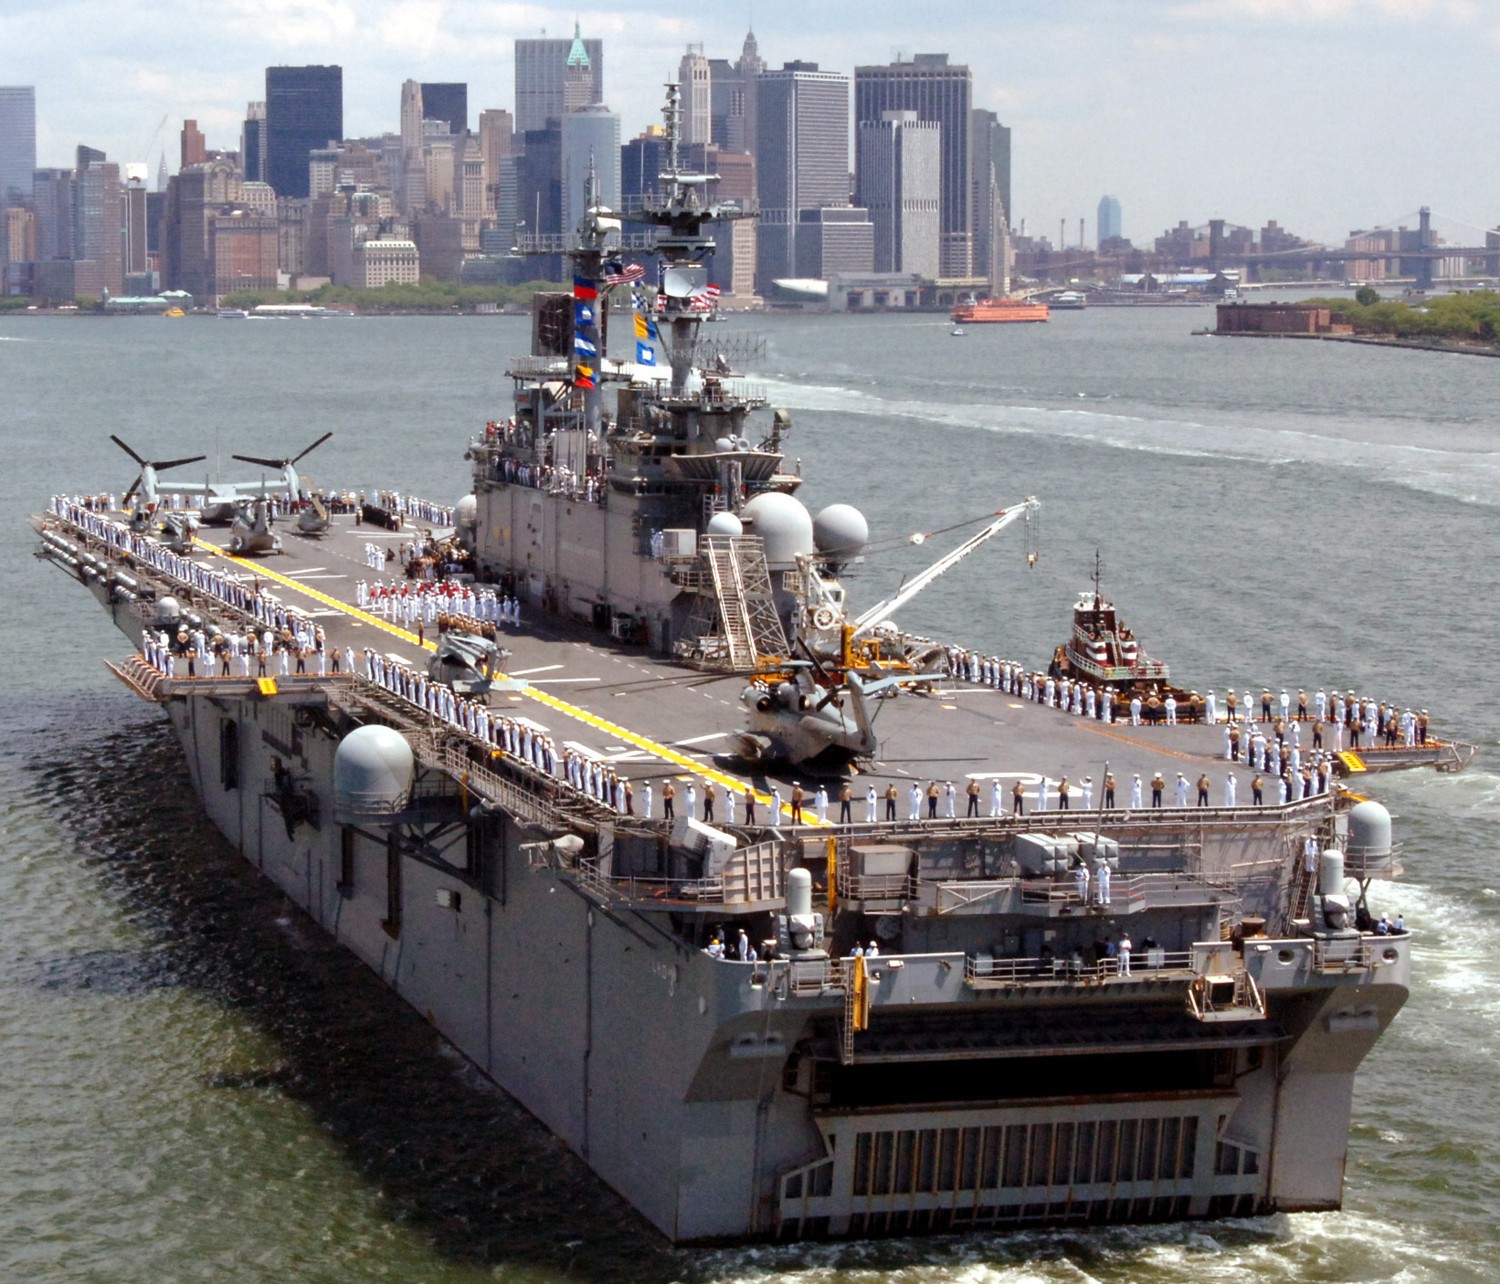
[{"xmin": 4, "ymin": 2, "xmax": 1500, "ymax": 245}]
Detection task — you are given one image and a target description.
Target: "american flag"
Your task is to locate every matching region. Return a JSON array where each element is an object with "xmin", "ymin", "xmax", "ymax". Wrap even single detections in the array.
[
  {"xmin": 603, "ymin": 261, "xmax": 646, "ymax": 287},
  {"xmin": 688, "ymin": 284, "xmax": 721, "ymax": 312}
]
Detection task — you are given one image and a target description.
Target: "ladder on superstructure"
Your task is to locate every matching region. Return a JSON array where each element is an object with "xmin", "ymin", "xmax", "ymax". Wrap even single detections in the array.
[{"xmin": 695, "ymin": 534, "xmax": 790, "ymax": 671}]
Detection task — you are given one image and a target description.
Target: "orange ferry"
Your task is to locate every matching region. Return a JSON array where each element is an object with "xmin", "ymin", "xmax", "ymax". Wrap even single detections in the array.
[{"xmin": 950, "ymin": 296, "xmax": 1050, "ymax": 324}]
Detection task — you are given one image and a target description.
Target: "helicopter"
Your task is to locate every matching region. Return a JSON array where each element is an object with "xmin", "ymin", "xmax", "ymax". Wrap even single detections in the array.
[
  {"xmin": 227, "ymin": 493, "xmax": 283, "ymax": 556},
  {"xmin": 230, "ymin": 432, "xmax": 334, "ymax": 535},
  {"xmin": 727, "ymin": 496, "xmax": 1041, "ymax": 766}
]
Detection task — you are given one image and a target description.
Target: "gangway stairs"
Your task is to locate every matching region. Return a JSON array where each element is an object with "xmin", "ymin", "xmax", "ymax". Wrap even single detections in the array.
[{"xmin": 678, "ymin": 534, "xmax": 790, "ymax": 671}]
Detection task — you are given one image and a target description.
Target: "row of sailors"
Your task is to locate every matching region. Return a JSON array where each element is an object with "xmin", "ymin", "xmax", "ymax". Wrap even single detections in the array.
[
  {"xmin": 945, "ymin": 650, "xmax": 1123, "ymax": 723},
  {"xmin": 51, "ymin": 498, "xmax": 320, "ymax": 653},
  {"xmin": 357, "ymin": 649, "xmax": 631, "ymax": 814},
  {"xmin": 57, "ymin": 500, "xmax": 627, "ymax": 816},
  {"xmin": 494, "ymin": 456, "xmax": 607, "ymax": 503},
  {"xmin": 943, "ymin": 643, "xmax": 1433, "ymax": 743},
  {"xmin": 142, "ymin": 626, "xmax": 338, "ymax": 678},
  {"xmin": 369, "ymin": 492, "xmax": 455, "ymax": 528},
  {"xmin": 1224, "ymin": 689, "xmax": 1430, "ymax": 742},
  {"xmin": 355, "ymin": 579, "xmax": 522, "ymax": 628}
]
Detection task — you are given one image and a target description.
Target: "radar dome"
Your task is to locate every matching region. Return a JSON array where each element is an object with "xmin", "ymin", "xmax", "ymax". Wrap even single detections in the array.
[
  {"xmin": 705, "ymin": 511, "xmax": 744, "ymax": 537},
  {"xmin": 334, "ymin": 725, "xmax": 415, "ymax": 820},
  {"xmin": 813, "ymin": 504, "xmax": 869, "ymax": 562},
  {"xmin": 740, "ymin": 492, "xmax": 813, "ymax": 568},
  {"xmin": 153, "ymin": 596, "xmax": 182, "ymax": 625},
  {"xmin": 453, "ymin": 494, "xmax": 479, "ymax": 551},
  {"xmin": 1347, "ymin": 800, "xmax": 1393, "ymax": 862}
]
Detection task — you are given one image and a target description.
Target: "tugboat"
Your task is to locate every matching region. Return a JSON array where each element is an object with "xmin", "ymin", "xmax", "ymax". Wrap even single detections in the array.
[{"xmin": 1056, "ymin": 559, "xmax": 1169, "ymax": 689}]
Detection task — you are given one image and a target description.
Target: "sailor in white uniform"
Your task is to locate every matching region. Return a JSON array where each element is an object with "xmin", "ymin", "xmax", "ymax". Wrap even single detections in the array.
[
  {"xmin": 1224, "ymin": 773, "xmax": 1237, "ymax": 807},
  {"xmin": 1174, "ymin": 773, "xmax": 1189, "ymax": 807},
  {"xmin": 1130, "ymin": 774, "xmax": 1143, "ymax": 808},
  {"xmin": 866, "ymin": 785, "xmax": 878, "ymax": 824}
]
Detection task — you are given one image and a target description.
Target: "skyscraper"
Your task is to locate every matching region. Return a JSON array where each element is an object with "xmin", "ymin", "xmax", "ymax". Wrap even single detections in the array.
[
  {"xmin": 478, "ymin": 109, "xmax": 515, "ymax": 217},
  {"xmin": 970, "ymin": 108, "xmax": 1012, "ymax": 294},
  {"xmin": 856, "ymin": 111, "xmax": 940, "ymax": 277},
  {"xmin": 755, "ymin": 63, "xmax": 849, "ymax": 290},
  {"xmin": 265, "ymin": 65, "xmax": 343, "ymax": 199},
  {"xmin": 515, "ymin": 27, "xmax": 603, "ymax": 133},
  {"xmin": 0, "ymin": 86, "xmax": 37, "ymax": 209},
  {"xmin": 74, "ymin": 152, "xmax": 123, "ymax": 296},
  {"xmin": 421, "ymin": 83, "xmax": 468, "ymax": 137},
  {"xmin": 735, "ymin": 30, "xmax": 765, "ymax": 162},
  {"xmin": 854, "ymin": 55, "xmax": 972, "ymax": 277},
  {"xmin": 399, "ymin": 80, "xmax": 427, "ymax": 214},
  {"xmin": 561, "ymin": 104, "xmax": 620, "ymax": 238},
  {"xmin": 1098, "ymin": 194, "xmax": 1122, "ymax": 245},
  {"xmin": 242, "ymin": 103, "xmax": 267, "ymax": 183},
  {"xmin": 181, "ymin": 120, "xmax": 207, "ymax": 168},
  {"xmin": 679, "ymin": 46, "xmax": 712, "ymax": 147}
]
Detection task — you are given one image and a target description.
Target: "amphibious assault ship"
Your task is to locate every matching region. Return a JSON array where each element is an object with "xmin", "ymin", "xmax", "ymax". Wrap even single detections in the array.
[{"xmin": 31, "ymin": 88, "xmax": 1461, "ymax": 1244}]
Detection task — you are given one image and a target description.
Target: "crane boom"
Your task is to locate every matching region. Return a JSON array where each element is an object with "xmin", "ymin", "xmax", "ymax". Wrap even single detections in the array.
[{"xmin": 850, "ymin": 497, "xmax": 1039, "ymax": 640}]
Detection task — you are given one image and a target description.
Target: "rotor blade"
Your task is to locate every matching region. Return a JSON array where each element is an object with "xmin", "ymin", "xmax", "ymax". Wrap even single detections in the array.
[
  {"xmin": 231, "ymin": 454, "xmax": 283, "ymax": 469},
  {"xmin": 122, "ymin": 477, "xmax": 140, "ymax": 506},
  {"xmin": 152, "ymin": 454, "xmax": 208, "ymax": 472},
  {"xmin": 293, "ymin": 431, "xmax": 333, "ymax": 465},
  {"xmin": 110, "ymin": 434, "xmax": 146, "ymax": 466}
]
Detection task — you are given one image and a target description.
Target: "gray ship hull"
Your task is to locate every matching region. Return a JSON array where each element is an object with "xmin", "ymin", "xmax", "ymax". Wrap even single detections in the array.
[{"xmin": 34, "ymin": 509, "xmax": 1404, "ymax": 1244}]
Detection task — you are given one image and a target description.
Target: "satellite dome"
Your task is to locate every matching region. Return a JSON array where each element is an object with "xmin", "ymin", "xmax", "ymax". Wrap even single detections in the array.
[
  {"xmin": 705, "ymin": 510, "xmax": 744, "ymax": 537},
  {"xmin": 454, "ymin": 494, "xmax": 478, "ymax": 530},
  {"xmin": 740, "ymin": 491, "xmax": 813, "ymax": 568},
  {"xmin": 334, "ymin": 725, "xmax": 415, "ymax": 820},
  {"xmin": 813, "ymin": 503, "xmax": 869, "ymax": 562},
  {"xmin": 1347, "ymin": 800, "xmax": 1393, "ymax": 862}
]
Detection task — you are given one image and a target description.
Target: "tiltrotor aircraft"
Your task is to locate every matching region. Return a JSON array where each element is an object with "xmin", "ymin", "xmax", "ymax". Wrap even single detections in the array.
[
  {"xmin": 230, "ymin": 432, "xmax": 334, "ymax": 535},
  {"xmin": 111, "ymin": 435, "xmax": 207, "ymax": 536}
]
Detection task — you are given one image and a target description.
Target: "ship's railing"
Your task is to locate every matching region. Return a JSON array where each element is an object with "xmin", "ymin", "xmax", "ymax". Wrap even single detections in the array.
[
  {"xmin": 655, "ymin": 379, "xmax": 766, "ymax": 408},
  {"xmin": 987, "ymin": 870, "xmax": 1239, "ymax": 913},
  {"xmin": 412, "ymin": 736, "xmax": 570, "ymax": 829},
  {"xmin": 838, "ymin": 872, "xmax": 919, "ymax": 903},
  {"xmin": 560, "ymin": 839, "xmax": 787, "ymax": 907},
  {"xmin": 1310, "ymin": 933, "xmax": 1401, "ymax": 972},
  {"xmin": 965, "ymin": 948, "xmax": 1196, "ymax": 986}
]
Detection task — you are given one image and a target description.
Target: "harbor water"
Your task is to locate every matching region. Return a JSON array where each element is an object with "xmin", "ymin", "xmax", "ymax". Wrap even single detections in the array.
[{"xmin": 2, "ymin": 306, "xmax": 1497, "ymax": 1282}]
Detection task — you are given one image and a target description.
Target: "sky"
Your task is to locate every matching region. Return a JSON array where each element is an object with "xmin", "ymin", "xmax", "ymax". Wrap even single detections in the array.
[{"xmin": 5, "ymin": 0, "xmax": 1500, "ymax": 248}]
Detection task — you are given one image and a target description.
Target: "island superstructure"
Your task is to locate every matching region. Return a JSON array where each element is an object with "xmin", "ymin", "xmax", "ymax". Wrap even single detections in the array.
[{"xmin": 30, "ymin": 87, "xmax": 1454, "ymax": 1245}]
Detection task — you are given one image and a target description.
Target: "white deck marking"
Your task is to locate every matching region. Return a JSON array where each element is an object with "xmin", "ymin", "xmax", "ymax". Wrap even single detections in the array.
[
  {"xmin": 671, "ymin": 732, "xmax": 730, "ymax": 746},
  {"xmin": 510, "ymin": 664, "xmax": 564, "ymax": 676}
]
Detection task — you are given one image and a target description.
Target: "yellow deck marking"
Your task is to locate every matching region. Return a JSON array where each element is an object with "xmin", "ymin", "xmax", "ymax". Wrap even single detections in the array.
[
  {"xmin": 1076, "ymin": 721, "xmax": 1209, "ymax": 763},
  {"xmin": 195, "ymin": 538, "xmax": 819, "ymax": 823}
]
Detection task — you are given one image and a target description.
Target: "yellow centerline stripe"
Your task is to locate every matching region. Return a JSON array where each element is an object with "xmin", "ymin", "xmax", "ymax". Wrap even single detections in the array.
[{"xmin": 194, "ymin": 538, "xmax": 816, "ymax": 823}]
